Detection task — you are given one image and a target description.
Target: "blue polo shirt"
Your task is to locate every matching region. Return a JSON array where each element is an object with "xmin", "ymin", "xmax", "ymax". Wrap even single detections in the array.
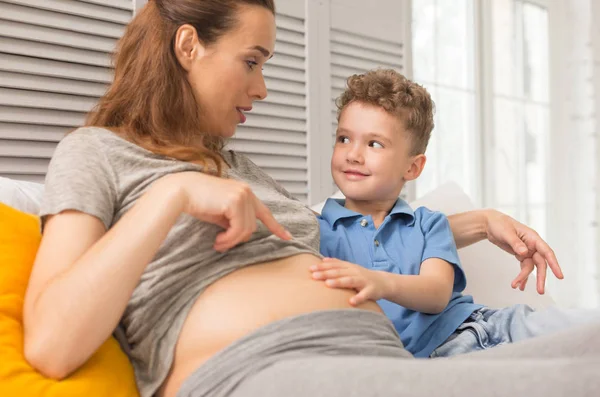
[{"xmin": 318, "ymin": 198, "xmax": 483, "ymax": 357}]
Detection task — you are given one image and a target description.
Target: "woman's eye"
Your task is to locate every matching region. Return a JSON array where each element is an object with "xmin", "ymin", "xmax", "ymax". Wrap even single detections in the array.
[
  {"xmin": 246, "ymin": 60, "xmax": 258, "ymax": 70},
  {"xmin": 369, "ymin": 141, "xmax": 384, "ymax": 148}
]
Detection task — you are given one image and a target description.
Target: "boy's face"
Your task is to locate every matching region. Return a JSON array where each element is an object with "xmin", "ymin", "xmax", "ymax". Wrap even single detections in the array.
[{"xmin": 332, "ymin": 101, "xmax": 425, "ymax": 202}]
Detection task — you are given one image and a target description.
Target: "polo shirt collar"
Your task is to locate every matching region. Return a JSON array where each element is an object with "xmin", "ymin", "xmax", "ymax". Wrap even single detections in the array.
[{"xmin": 321, "ymin": 197, "xmax": 415, "ymax": 227}]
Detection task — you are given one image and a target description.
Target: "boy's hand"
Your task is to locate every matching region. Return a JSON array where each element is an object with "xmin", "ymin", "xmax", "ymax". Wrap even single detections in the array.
[{"xmin": 310, "ymin": 258, "xmax": 389, "ymax": 306}]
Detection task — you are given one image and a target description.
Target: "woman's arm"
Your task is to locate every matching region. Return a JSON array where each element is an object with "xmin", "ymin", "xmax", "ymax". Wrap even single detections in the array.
[
  {"xmin": 24, "ymin": 177, "xmax": 186, "ymax": 379},
  {"xmin": 446, "ymin": 210, "xmax": 488, "ymax": 249},
  {"xmin": 23, "ymin": 172, "xmax": 290, "ymax": 380},
  {"xmin": 447, "ymin": 208, "xmax": 563, "ymax": 294}
]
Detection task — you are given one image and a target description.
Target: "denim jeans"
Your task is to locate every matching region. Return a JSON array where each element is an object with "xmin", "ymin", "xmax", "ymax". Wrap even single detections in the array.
[{"xmin": 430, "ymin": 304, "xmax": 600, "ymax": 357}]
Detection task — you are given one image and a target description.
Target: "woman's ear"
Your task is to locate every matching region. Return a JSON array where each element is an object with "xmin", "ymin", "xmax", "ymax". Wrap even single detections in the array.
[
  {"xmin": 174, "ymin": 24, "xmax": 205, "ymax": 72},
  {"xmin": 404, "ymin": 154, "xmax": 427, "ymax": 181}
]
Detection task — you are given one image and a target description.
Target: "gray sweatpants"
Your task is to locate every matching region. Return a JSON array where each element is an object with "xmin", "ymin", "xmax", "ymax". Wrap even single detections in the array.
[{"xmin": 177, "ymin": 309, "xmax": 600, "ymax": 397}]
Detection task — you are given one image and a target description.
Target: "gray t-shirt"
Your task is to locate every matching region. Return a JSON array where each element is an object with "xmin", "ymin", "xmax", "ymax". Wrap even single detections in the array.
[{"xmin": 40, "ymin": 127, "xmax": 320, "ymax": 397}]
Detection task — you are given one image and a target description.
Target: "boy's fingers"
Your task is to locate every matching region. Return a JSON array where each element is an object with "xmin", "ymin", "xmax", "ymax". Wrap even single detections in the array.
[
  {"xmin": 313, "ymin": 269, "xmax": 346, "ymax": 280},
  {"xmin": 312, "ymin": 269, "xmax": 346, "ymax": 280},
  {"xmin": 351, "ymin": 288, "xmax": 373, "ymax": 306},
  {"xmin": 326, "ymin": 276, "xmax": 361, "ymax": 289},
  {"xmin": 309, "ymin": 260, "xmax": 343, "ymax": 272}
]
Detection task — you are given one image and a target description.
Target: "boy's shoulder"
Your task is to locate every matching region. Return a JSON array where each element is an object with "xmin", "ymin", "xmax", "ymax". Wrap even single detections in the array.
[
  {"xmin": 389, "ymin": 203, "xmax": 447, "ymax": 224},
  {"xmin": 382, "ymin": 206, "xmax": 450, "ymax": 240},
  {"xmin": 412, "ymin": 205, "xmax": 446, "ymax": 219},
  {"xmin": 411, "ymin": 206, "xmax": 450, "ymax": 228}
]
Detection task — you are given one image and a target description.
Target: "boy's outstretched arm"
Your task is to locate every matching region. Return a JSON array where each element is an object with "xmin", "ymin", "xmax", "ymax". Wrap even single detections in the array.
[
  {"xmin": 383, "ymin": 258, "xmax": 454, "ymax": 314},
  {"xmin": 310, "ymin": 257, "xmax": 454, "ymax": 314}
]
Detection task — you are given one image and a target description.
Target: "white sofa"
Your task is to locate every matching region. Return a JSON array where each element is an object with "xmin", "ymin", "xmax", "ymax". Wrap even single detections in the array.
[{"xmin": 0, "ymin": 177, "xmax": 554, "ymax": 309}]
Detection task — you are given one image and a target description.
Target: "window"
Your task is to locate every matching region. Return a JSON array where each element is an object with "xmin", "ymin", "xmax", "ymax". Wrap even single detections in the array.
[
  {"xmin": 488, "ymin": 0, "xmax": 550, "ymax": 238},
  {"xmin": 411, "ymin": 0, "xmax": 550, "ymax": 238},
  {"xmin": 411, "ymin": 0, "xmax": 478, "ymax": 202}
]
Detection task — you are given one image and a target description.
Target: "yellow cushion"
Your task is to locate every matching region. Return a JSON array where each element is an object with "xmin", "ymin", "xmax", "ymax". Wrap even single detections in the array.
[{"xmin": 0, "ymin": 203, "xmax": 140, "ymax": 397}]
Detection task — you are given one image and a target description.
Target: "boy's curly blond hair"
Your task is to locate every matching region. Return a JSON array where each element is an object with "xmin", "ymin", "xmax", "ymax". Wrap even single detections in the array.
[{"xmin": 336, "ymin": 69, "xmax": 435, "ymax": 155}]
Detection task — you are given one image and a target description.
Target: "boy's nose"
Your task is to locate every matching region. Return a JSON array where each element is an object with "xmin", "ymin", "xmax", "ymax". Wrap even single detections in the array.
[{"xmin": 346, "ymin": 146, "xmax": 364, "ymax": 164}]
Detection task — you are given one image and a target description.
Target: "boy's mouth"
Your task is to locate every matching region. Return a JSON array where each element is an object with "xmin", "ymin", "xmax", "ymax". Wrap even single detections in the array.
[{"xmin": 343, "ymin": 169, "xmax": 369, "ymax": 180}]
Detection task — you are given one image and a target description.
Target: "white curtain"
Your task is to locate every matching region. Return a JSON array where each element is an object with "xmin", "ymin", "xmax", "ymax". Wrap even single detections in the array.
[{"xmin": 548, "ymin": 0, "xmax": 599, "ymax": 308}]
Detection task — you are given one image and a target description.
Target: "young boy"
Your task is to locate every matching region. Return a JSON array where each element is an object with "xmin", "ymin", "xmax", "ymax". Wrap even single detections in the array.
[{"xmin": 313, "ymin": 69, "xmax": 593, "ymax": 358}]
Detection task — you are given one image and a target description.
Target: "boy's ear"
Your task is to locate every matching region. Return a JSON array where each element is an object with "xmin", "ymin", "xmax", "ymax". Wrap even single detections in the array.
[
  {"xmin": 404, "ymin": 154, "xmax": 427, "ymax": 181},
  {"xmin": 174, "ymin": 24, "xmax": 206, "ymax": 72}
]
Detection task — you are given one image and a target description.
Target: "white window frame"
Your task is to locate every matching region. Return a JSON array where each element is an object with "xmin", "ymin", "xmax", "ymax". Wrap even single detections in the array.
[
  {"xmin": 402, "ymin": 0, "xmax": 417, "ymax": 202},
  {"xmin": 306, "ymin": 0, "xmax": 334, "ymax": 205},
  {"xmin": 408, "ymin": 0, "xmax": 482, "ymax": 205},
  {"xmin": 480, "ymin": 0, "xmax": 553, "ymax": 220}
]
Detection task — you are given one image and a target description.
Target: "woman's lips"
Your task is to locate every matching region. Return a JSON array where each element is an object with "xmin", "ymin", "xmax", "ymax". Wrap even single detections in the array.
[{"xmin": 236, "ymin": 108, "xmax": 247, "ymax": 124}]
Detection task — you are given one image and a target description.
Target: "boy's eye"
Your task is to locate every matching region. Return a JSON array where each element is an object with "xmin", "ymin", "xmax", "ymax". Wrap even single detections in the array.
[
  {"xmin": 369, "ymin": 141, "xmax": 384, "ymax": 148},
  {"xmin": 338, "ymin": 136, "xmax": 350, "ymax": 144}
]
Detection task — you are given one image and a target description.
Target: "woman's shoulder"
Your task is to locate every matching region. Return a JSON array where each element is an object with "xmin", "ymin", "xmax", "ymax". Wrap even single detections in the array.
[
  {"xmin": 224, "ymin": 149, "xmax": 298, "ymax": 200},
  {"xmin": 223, "ymin": 150, "xmax": 261, "ymax": 175},
  {"xmin": 57, "ymin": 126, "xmax": 160, "ymax": 164},
  {"xmin": 223, "ymin": 149, "xmax": 250, "ymax": 167},
  {"xmin": 54, "ymin": 127, "xmax": 117, "ymax": 156},
  {"xmin": 62, "ymin": 126, "xmax": 132, "ymax": 148},
  {"xmin": 225, "ymin": 150, "xmax": 276, "ymax": 180}
]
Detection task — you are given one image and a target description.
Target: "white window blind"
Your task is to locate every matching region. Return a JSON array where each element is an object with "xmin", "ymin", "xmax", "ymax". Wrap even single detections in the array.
[
  {"xmin": 0, "ymin": 0, "xmax": 132, "ymax": 183},
  {"xmin": 228, "ymin": 6, "xmax": 309, "ymax": 202},
  {"xmin": 328, "ymin": 0, "xmax": 406, "ymax": 195}
]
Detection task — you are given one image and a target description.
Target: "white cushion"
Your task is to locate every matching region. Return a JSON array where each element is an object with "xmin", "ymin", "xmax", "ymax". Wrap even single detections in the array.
[{"xmin": 0, "ymin": 176, "xmax": 44, "ymax": 215}]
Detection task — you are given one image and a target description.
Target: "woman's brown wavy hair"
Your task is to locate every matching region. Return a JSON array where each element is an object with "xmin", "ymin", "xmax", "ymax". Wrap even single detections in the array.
[{"xmin": 85, "ymin": 0, "xmax": 275, "ymax": 174}]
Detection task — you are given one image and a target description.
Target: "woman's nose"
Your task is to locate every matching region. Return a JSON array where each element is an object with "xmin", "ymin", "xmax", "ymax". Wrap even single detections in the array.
[{"xmin": 250, "ymin": 72, "xmax": 268, "ymax": 100}]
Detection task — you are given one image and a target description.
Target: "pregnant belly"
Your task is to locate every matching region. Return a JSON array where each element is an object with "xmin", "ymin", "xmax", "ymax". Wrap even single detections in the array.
[{"xmin": 159, "ymin": 253, "xmax": 383, "ymax": 397}]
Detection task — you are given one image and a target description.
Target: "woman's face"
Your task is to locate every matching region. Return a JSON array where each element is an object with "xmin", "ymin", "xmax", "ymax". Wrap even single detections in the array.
[{"xmin": 183, "ymin": 5, "xmax": 276, "ymax": 138}]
